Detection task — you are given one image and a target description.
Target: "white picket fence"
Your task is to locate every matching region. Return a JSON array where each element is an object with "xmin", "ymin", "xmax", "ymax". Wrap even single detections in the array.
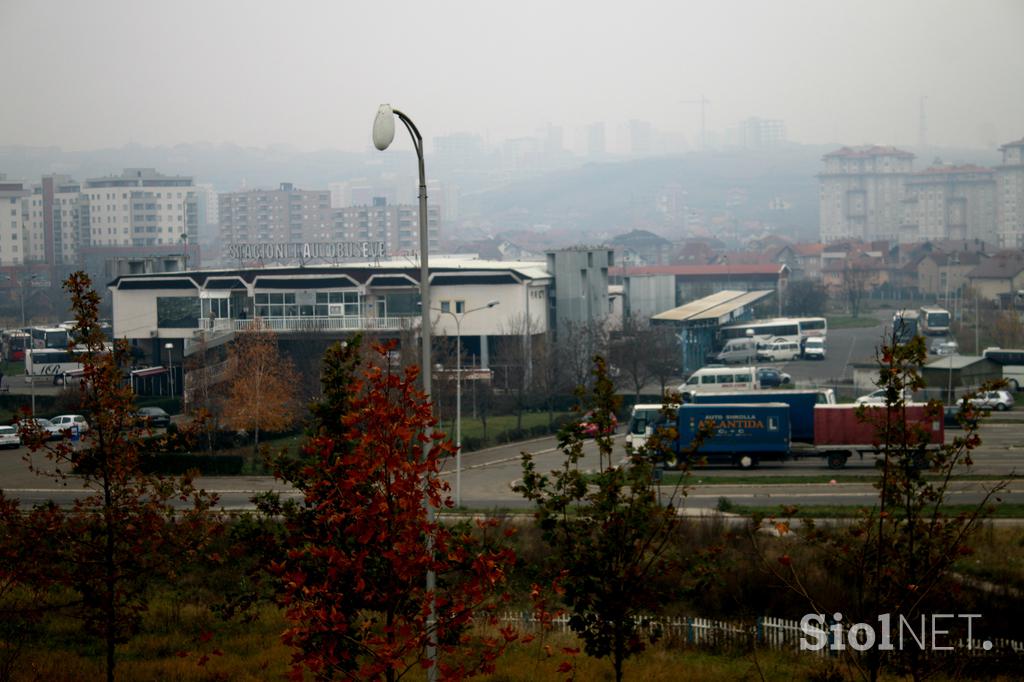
[{"xmin": 497, "ymin": 612, "xmax": 1024, "ymax": 659}]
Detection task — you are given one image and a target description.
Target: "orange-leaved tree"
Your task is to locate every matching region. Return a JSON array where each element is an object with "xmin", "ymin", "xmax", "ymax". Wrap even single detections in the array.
[
  {"xmin": 265, "ymin": 339, "xmax": 517, "ymax": 681},
  {"xmin": 220, "ymin": 325, "xmax": 300, "ymax": 452},
  {"xmin": 0, "ymin": 271, "xmax": 219, "ymax": 682}
]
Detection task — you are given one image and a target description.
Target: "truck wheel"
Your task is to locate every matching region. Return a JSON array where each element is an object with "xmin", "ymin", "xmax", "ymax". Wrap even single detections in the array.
[
  {"xmin": 827, "ymin": 452, "xmax": 848, "ymax": 469},
  {"xmin": 733, "ymin": 454, "xmax": 758, "ymax": 469}
]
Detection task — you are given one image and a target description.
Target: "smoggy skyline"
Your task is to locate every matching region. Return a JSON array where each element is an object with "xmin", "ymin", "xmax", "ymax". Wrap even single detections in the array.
[{"xmin": 2, "ymin": 0, "xmax": 1022, "ymax": 155}]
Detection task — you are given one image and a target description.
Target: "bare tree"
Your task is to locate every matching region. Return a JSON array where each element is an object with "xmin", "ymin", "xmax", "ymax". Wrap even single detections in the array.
[
  {"xmin": 841, "ymin": 260, "xmax": 871, "ymax": 318},
  {"xmin": 559, "ymin": 318, "xmax": 609, "ymax": 393},
  {"xmin": 645, "ymin": 324, "xmax": 680, "ymax": 396},
  {"xmin": 610, "ymin": 313, "xmax": 655, "ymax": 401},
  {"xmin": 496, "ymin": 313, "xmax": 544, "ymax": 431}
]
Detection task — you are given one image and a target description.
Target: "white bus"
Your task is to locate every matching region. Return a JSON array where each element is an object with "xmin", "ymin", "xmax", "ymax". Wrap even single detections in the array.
[
  {"xmin": 982, "ymin": 347, "xmax": 1024, "ymax": 392},
  {"xmin": 29, "ymin": 326, "xmax": 69, "ymax": 350},
  {"xmin": 720, "ymin": 317, "xmax": 827, "ymax": 344},
  {"xmin": 918, "ymin": 306, "xmax": 951, "ymax": 336},
  {"xmin": 25, "ymin": 348, "xmax": 84, "ymax": 382}
]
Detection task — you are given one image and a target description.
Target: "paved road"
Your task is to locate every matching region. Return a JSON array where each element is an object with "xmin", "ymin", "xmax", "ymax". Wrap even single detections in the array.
[{"xmin": 2, "ymin": 411, "xmax": 1021, "ymax": 512}]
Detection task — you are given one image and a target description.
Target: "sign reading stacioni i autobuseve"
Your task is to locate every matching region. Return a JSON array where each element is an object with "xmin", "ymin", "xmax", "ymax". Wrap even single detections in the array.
[{"xmin": 226, "ymin": 241, "xmax": 388, "ymax": 262}]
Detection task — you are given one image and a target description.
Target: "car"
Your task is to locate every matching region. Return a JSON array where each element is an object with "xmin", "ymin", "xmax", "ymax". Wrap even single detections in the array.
[
  {"xmin": 968, "ymin": 390, "xmax": 1014, "ymax": 412},
  {"xmin": 933, "ymin": 340, "xmax": 958, "ymax": 357},
  {"xmin": 802, "ymin": 337, "xmax": 826, "ymax": 360},
  {"xmin": 943, "ymin": 404, "xmax": 979, "ymax": 429},
  {"xmin": 135, "ymin": 406, "xmax": 171, "ymax": 428},
  {"xmin": 756, "ymin": 367, "xmax": 792, "ymax": 388},
  {"xmin": 20, "ymin": 417, "xmax": 62, "ymax": 441},
  {"xmin": 50, "ymin": 414, "xmax": 90, "ymax": 436},
  {"xmin": 854, "ymin": 388, "xmax": 914, "ymax": 405},
  {"xmin": 578, "ymin": 411, "xmax": 617, "ymax": 438},
  {"xmin": 0, "ymin": 425, "xmax": 20, "ymax": 449}
]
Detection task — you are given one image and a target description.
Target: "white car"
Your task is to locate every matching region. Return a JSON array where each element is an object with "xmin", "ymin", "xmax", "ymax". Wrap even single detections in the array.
[
  {"xmin": 854, "ymin": 388, "xmax": 914, "ymax": 405},
  {"xmin": 0, "ymin": 425, "xmax": 20, "ymax": 449},
  {"xmin": 968, "ymin": 390, "xmax": 1014, "ymax": 412},
  {"xmin": 51, "ymin": 414, "xmax": 90, "ymax": 436}
]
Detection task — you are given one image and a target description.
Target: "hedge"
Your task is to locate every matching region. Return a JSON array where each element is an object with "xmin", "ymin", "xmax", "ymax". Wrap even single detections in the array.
[{"xmin": 139, "ymin": 453, "xmax": 244, "ymax": 475}]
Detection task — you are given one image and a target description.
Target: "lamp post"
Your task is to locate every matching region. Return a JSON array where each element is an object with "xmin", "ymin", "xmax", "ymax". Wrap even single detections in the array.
[
  {"xmin": 746, "ymin": 328, "xmax": 756, "ymax": 386},
  {"xmin": 372, "ymin": 104, "xmax": 438, "ymax": 679},
  {"xmin": 164, "ymin": 342, "xmax": 174, "ymax": 397},
  {"xmin": 435, "ymin": 300, "xmax": 499, "ymax": 508},
  {"xmin": 19, "ymin": 273, "xmax": 40, "ymax": 328}
]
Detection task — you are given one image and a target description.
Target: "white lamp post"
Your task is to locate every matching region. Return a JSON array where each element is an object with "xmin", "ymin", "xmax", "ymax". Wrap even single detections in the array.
[
  {"xmin": 373, "ymin": 104, "xmax": 438, "ymax": 679},
  {"xmin": 435, "ymin": 300, "xmax": 499, "ymax": 508},
  {"xmin": 165, "ymin": 342, "xmax": 175, "ymax": 397}
]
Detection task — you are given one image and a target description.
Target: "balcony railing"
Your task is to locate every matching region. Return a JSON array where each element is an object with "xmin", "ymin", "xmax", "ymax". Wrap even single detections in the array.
[{"xmin": 198, "ymin": 314, "xmax": 419, "ymax": 334}]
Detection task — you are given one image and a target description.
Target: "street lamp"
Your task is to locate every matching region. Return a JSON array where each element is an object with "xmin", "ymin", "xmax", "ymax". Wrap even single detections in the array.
[
  {"xmin": 434, "ymin": 300, "xmax": 499, "ymax": 508},
  {"xmin": 372, "ymin": 104, "xmax": 438, "ymax": 678},
  {"xmin": 746, "ymin": 328, "xmax": 756, "ymax": 386},
  {"xmin": 164, "ymin": 342, "xmax": 175, "ymax": 397}
]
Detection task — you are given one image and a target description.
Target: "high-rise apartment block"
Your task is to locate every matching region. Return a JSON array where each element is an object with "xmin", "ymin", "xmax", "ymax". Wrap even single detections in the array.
[
  {"xmin": 901, "ymin": 165, "xmax": 997, "ymax": 245},
  {"xmin": 819, "ymin": 146, "xmax": 915, "ymax": 243},
  {"xmin": 219, "ymin": 186, "xmax": 441, "ymax": 260},
  {"xmin": 996, "ymin": 138, "xmax": 1024, "ymax": 249},
  {"xmin": 820, "ymin": 140, "xmax": 1024, "ymax": 246},
  {"xmin": 81, "ymin": 168, "xmax": 197, "ymax": 248},
  {"xmin": 219, "ymin": 183, "xmax": 332, "ymax": 244},
  {"xmin": 334, "ymin": 197, "xmax": 441, "ymax": 256}
]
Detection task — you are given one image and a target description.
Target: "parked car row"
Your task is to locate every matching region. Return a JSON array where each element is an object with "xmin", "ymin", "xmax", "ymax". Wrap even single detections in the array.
[
  {"xmin": 712, "ymin": 335, "xmax": 827, "ymax": 364},
  {"xmin": 2, "ymin": 407, "xmax": 173, "ymax": 449}
]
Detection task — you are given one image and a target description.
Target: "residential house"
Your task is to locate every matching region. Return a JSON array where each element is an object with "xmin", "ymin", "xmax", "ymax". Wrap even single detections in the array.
[
  {"xmin": 966, "ymin": 250, "xmax": 1024, "ymax": 302},
  {"xmin": 917, "ymin": 251, "xmax": 988, "ymax": 298}
]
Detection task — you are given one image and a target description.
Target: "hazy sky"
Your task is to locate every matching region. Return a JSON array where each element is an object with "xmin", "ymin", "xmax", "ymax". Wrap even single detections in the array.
[{"xmin": 2, "ymin": 0, "xmax": 1022, "ymax": 153}]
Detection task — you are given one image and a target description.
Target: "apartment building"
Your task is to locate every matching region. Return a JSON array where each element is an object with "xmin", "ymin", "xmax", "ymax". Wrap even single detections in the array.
[
  {"xmin": 0, "ymin": 177, "xmax": 28, "ymax": 267},
  {"xmin": 333, "ymin": 197, "xmax": 441, "ymax": 257},
  {"xmin": 81, "ymin": 168, "xmax": 197, "ymax": 249},
  {"xmin": 819, "ymin": 146, "xmax": 915, "ymax": 243},
  {"xmin": 219, "ymin": 183, "xmax": 332, "ymax": 244},
  {"xmin": 901, "ymin": 165, "xmax": 997, "ymax": 245},
  {"xmin": 996, "ymin": 137, "xmax": 1024, "ymax": 249}
]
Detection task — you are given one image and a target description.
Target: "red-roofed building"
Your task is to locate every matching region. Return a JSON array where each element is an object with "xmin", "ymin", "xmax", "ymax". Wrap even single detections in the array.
[{"xmin": 612, "ymin": 262, "xmax": 788, "ymax": 303}]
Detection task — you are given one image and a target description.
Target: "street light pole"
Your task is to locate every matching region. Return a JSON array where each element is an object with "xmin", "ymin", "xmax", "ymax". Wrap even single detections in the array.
[
  {"xmin": 435, "ymin": 300, "xmax": 499, "ymax": 508},
  {"xmin": 164, "ymin": 342, "xmax": 174, "ymax": 397},
  {"xmin": 373, "ymin": 104, "xmax": 438, "ymax": 680}
]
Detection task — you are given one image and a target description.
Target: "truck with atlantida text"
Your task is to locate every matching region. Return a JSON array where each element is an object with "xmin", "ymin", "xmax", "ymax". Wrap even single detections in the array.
[{"xmin": 632, "ymin": 399, "xmax": 945, "ymax": 469}]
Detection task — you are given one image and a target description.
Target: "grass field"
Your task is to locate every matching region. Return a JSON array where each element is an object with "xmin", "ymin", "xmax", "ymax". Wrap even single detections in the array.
[{"xmin": 826, "ymin": 315, "xmax": 882, "ymax": 329}]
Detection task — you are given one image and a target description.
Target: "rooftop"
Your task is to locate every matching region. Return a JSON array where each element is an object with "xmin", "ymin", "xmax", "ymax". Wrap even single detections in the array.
[
  {"xmin": 823, "ymin": 145, "xmax": 915, "ymax": 160},
  {"xmin": 967, "ymin": 250, "xmax": 1024, "ymax": 279}
]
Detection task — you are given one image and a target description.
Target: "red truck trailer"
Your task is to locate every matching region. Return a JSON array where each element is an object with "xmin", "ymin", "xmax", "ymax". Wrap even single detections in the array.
[{"xmin": 811, "ymin": 403, "xmax": 944, "ymax": 468}]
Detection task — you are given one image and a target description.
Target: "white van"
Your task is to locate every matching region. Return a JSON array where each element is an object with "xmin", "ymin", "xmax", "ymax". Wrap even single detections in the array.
[
  {"xmin": 803, "ymin": 336, "xmax": 826, "ymax": 360},
  {"xmin": 679, "ymin": 367, "xmax": 758, "ymax": 400},
  {"xmin": 624, "ymin": 403, "xmax": 679, "ymax": 450},
  {"xmin": 757, "ymin": 339, "xmax": 801, "ymax": 362},
  {"xmin": 714, "ymin": 339, "xmax": 759, "ymax": 364}
]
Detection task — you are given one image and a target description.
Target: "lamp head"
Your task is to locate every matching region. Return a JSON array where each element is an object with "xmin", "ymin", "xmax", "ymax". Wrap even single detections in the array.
[
  {"xmin": 373, "ymin": 104, "xmax": 396, "ymax": 151},
  {"xmin": 486, "ymin": 300, "xmax": 500, "ymax": 308}
]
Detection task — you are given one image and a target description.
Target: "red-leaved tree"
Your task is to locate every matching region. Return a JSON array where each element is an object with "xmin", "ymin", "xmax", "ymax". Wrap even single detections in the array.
[
  {"xmin": 265, "ymin": 339, "xmax": 517, "ymax": 681},
  {"xmin": 0, "ymin": 272, "xmax": 218, "ymax": 682}
]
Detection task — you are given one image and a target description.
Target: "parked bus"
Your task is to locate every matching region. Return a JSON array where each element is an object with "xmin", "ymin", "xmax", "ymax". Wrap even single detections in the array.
[
  {"xmin": 720, "ymin": 317, "xmax": 827, "ymax": 343},
  {"xmin": 918, "ymin": 306, "xmax": 951, "ymax": 336},
  {"xmin": 982, "ymin": 347, "xmax": 1024, "ymax": 392},
  {"xmin": 1, "ymin": 330, "xmax": 30, "ymax": 361},
  {"xmin": 892, "ymin": 309, "xmax": 921, "ymax": 343},
  {"xmin": 29, "ymin": 326, "xmax": 69, "ymax": 350},
  {"xmin": 25, "ymin": 348, "xmax": 84, "ymax": 381}
]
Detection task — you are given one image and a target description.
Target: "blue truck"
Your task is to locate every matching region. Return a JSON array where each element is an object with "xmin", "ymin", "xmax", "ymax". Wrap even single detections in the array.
[
  {"xmin": 688, "ymin": 389, "xmax": 835, "ymax": 443},
  {"xmin": 673, "ymin": 403, "xmax": 791, "ymax": 469}
]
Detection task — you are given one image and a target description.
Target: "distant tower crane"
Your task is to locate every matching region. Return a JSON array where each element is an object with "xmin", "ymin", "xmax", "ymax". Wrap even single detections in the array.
[{"xmin": 680, "ymin": 95, "xmax": 710, "ymax": 149}]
